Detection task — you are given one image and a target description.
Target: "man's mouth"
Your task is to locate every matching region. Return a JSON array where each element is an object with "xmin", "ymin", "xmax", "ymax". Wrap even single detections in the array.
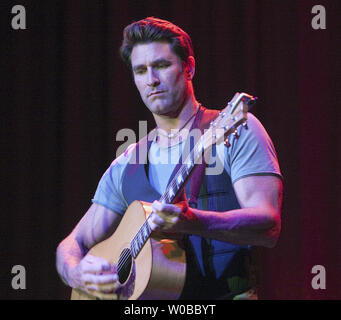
[{"xmin": 148, "ymin": 90, "xmax": 166, "ymax": 97}]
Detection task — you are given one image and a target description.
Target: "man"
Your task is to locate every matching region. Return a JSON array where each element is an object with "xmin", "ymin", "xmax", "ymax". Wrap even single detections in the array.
[{"xmin": 56, "ymin": 17, "xmax": 283, "ymax": 300}]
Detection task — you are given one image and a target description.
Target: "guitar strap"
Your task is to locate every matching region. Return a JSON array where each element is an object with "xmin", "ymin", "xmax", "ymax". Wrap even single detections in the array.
[
  {"xmin": 182, "ymin": 105, "xmax": 219, "ymax": 208},
  {"xmin": 192, "ymin": 107, "xmax": 220, "ymax": 208}
]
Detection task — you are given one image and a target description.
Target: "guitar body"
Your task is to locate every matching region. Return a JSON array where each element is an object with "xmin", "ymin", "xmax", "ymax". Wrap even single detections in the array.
[{"xmin": 71, "ymin": 200, "xmax": 186, "ymax": 300}]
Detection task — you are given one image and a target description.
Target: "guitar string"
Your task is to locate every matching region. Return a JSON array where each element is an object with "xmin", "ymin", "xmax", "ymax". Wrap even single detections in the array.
[{"xmin": 116, "ymin": 217, "xmax": 152, "ymax": 273}]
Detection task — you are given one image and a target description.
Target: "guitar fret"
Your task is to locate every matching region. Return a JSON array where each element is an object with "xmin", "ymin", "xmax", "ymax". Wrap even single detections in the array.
[
  {"xmin": 146, "ymin": 220, "xmax": 151, "ymax": 234},
  {"xmin": 143, "ymin": 223, "xmax": 149, "ymax": 239},
  {"xmin": 131, "ymin": 242, "xmax": 137, "ymax": 258},
  {"xmin": 136, "ymin": 234, "xmax": 140, "ymax": 248},
  {"xmin": 186, "ymin": 161, "xmax": 192, "ymax": 171},
  {"xmin": 130, "ymin": 220, "xmax": 153, "ymax": 259},
  {"xmin": 138, "ymin": 232, "xmax": 143, "ymax": 247},
  {"xmin": 141, "ymin": 226, "xmax": 146, "ymax": 241},
  {"xmin": 142, "ymin": 228, "xmax": 146, "ymax": 242}
]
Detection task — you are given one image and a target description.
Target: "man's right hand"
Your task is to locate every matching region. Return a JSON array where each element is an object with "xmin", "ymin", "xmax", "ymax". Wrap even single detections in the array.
[{"xmin": 68, "ymin": 255, "xmax": 122, "ymax": 300}]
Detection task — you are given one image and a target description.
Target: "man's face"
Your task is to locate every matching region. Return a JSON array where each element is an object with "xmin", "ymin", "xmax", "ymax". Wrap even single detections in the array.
[{"xmin": 131, "ymin": 42, "xmax": 190, "ymax": 117}]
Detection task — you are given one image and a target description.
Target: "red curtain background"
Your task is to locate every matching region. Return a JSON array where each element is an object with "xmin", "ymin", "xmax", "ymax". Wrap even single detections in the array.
[{"xmin": 1, "ymin": 0, "xmax": 340, "ymax": 299}]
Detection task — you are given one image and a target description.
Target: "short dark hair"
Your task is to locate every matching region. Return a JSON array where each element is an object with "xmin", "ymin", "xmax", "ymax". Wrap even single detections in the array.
[{"xmin": 119, "ymin": 17, "xmax": 194, "ymax": 69}]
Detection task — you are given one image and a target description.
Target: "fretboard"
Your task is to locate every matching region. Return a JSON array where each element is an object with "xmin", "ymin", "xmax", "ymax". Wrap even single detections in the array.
[{"xmin": 131, "ymin": 219, "xmax": 152, "ymax": 259}]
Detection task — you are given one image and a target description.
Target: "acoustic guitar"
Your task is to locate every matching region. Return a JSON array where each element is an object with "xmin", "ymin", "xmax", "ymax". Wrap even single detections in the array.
[{"xmin": 71, "ymin": 92, "xmax": 257, "ymax": 300}]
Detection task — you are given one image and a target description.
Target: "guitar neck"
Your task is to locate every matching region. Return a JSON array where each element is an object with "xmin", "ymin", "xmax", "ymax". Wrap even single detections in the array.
[{"xmin": 160, "ymin": 140, "xmax": 203, "ymax": 204}]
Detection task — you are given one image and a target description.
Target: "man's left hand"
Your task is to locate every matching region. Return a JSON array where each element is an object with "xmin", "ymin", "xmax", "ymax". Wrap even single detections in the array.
[{"xmin": 148, "ymin": 200, "xmax": 188, "ymax": 233}]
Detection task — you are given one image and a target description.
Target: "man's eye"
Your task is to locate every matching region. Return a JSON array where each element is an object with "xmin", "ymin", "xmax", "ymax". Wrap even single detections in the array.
[
  {"xmin": 156, "ymin": 63, "xmax": 170, "ymax": 69},
  {"xmin": 134, "ymin": 68, "xmax": 146, "ymax": 75}
]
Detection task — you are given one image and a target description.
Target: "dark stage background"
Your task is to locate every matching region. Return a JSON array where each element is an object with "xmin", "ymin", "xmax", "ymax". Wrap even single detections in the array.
[{"xmin": 1, "ymin": 0, "xmax": 340, "ymax": 300}]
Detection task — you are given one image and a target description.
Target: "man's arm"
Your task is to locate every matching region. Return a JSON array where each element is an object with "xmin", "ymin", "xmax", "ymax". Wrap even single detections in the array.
[
  {"xmin": 150, "ymin": 175, "xmax": 283, "ymax": 248},
  {"xmin": 56, "ymin": 203, "xmax": 122, "ymax": 299}
]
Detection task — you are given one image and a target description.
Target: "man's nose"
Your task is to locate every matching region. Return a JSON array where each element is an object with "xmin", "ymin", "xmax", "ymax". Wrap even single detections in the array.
[{"xmin": 147, "ymin": 68, "xmax": 160, "ymax": 87}]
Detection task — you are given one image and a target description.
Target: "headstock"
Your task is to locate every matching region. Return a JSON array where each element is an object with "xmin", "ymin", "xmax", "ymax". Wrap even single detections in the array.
[{"xmin": 201, "ymin": 92, "xmax": 258, "ymax": 152}]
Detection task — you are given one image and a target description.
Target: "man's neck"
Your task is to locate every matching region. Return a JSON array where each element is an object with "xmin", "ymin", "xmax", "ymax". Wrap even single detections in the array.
[
  {"xmin": 154, "ymin": 96, "xmax": 199, "ymax": 132},
  {"xmin": 153, "ymin": 96, "xmax": 200, "ymax": 148}
]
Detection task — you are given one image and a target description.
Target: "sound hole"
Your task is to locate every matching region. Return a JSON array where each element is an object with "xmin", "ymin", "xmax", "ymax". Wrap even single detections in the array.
[{"xmin": 117, "ymin": 248, "xmax": 132, "ymax": 284}]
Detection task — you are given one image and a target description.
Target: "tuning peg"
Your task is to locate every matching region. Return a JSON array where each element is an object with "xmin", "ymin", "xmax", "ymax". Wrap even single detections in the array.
[
  {"xmin": 224, "ymin": 137, "xmax": 231, "ymax": 147},
  {"xmin": 232, "ymin": 129, "xmax": 239, "ymax": 139},
  {"xmin": 242, "ymin": 120, "xmax": 248, "ymax": 129}
]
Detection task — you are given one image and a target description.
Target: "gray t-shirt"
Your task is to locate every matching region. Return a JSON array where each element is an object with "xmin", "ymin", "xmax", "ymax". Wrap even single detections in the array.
[{"xmin": 92, "ymin": 113, "xmax": 282, "ymax": 213}]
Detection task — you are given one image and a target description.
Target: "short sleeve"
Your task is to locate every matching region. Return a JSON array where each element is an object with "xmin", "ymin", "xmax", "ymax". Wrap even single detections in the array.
[
  {"xmin": 217, "ymin": 113, "xmax": 282, "ymax": 184},
  {"xmin": 91, "ymin": 144, "xmax": 137, "ymax": 215}
]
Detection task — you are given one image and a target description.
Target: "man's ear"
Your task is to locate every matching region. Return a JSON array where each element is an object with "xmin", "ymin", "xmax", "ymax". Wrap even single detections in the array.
[{"xmin": 184, "ymin": 56, "xmax": 195, "ymax": 80}]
